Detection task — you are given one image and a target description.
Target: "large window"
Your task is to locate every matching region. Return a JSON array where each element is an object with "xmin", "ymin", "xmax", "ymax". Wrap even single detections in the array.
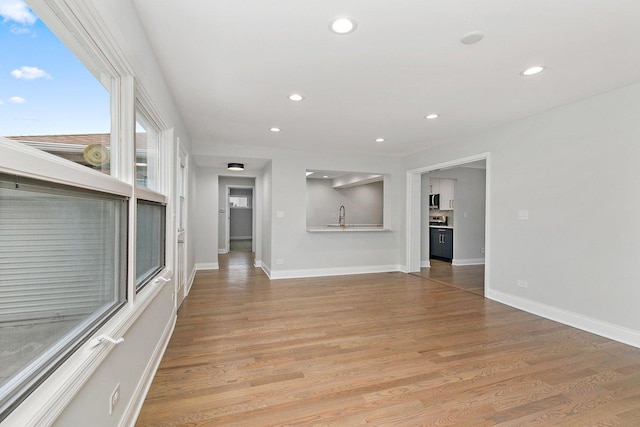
[
  {"xmin": 0, "ymin": 1, "xmax": 171, "ymax": 422},
  {"xmin": 0, "ymin": 174, "xmax": 127, "ymax": 417},
  {"xmin": 0, "ymin": 6, "xmax": 112, "ymax": 174}
]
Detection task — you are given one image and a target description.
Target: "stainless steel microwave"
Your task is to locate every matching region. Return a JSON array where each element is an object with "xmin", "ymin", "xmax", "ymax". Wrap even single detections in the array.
[{"xmin": 429, "ymin": 194, "xmax": 439, "ymax": 210}]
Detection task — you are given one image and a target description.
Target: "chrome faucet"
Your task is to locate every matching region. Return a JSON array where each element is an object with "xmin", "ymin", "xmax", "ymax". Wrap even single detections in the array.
[{"xmin": 338, "ymin": 205, "xmax": 346, "ymax": 228}]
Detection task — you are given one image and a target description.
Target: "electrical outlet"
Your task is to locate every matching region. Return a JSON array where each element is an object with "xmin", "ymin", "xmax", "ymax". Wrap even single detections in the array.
[
  {"xmin": 110, "ymin": 383, "xmax": 120, "ymax": 415},
  {"xmin": 480, "ymin": 247, "xmax": 485, "ymax": 254},
  {"xmin": 517, "ymin": 279, "xmax": 528, "ymax": 288}
]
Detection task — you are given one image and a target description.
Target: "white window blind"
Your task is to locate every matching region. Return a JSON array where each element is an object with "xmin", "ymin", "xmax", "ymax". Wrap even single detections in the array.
[{"xmin": 0, "ymin": 175, "xmax": 127, "ymax": 416}]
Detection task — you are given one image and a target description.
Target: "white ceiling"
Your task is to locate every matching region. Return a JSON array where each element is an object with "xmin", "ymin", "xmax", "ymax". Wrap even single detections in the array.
[{"xmin": 133, "ymin": 0, "xmax": 640, "ymax": 158}]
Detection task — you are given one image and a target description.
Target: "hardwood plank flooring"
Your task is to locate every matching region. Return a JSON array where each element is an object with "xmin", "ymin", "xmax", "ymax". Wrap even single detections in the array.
[
  {"xmin": 411, "ymin": 259, "xmax": 485, "ymax": 296},
  {"xmin": 136, "ymin": 254, "xmax": 640, "ymax": 426}
]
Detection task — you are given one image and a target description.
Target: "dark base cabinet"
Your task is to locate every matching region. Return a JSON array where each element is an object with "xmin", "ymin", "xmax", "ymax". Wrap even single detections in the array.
[{"xmin": 430, "ymin": 228, "xmax": 453, "ymax": 262}]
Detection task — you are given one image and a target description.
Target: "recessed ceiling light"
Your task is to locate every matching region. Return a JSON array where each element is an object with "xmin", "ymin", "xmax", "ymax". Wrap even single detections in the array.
[
  {"xmin": 425, "ymin": 114, "xmax": 439, "ymax": 120},
  {"xmin": 461, "ymin": 31, "xmax": 484, "ymax": 45},
  {"xmin": 323, "ymin": 175, "xmax": 329, "ymax": 178},
  {"xmin": 270, "ymin": 127, "xmax": 281, "ymax": 132},
  {"xmin": 375, "ymin": 138, "xmax": 385, "ymax": 142},
  {"xmin": 306, "ymin": 171, "xmax": 314, "ymax": 176},
  {"xmin": 521, "ymin": 66, "xmax": 545, "ymax": 76},
  {"xmin": 288, "ymin": 94, "xmax": 304, "ymax": 101},
  {"xmin": 329, "ymin": 17, "xmax": 357, "ymax": 35}
]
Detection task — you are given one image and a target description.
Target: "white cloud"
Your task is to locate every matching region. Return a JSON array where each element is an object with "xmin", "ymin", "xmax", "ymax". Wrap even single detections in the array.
[
  {"xmin": 0, "ymin": 0, "xmax": 36, "ymax": 25},
  {"xmin": 11, "ymin": 66, "xmax": 51, "ymax": 80},
  {"xmin": 8, "ymin": 96, "xmax": 26, "ymax": 104}
]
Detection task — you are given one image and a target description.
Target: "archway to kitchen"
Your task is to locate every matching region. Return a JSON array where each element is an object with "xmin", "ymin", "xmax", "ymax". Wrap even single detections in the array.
[{"xmin": 405, "ymin": 153, "xmax": 490, "ymax": 296}]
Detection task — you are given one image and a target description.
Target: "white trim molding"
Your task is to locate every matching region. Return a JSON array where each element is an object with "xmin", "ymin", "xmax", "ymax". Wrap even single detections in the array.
[
  {"xmin": 452, "ymin": 258, "xmax": 485, "ymax": 266},
  {"xmin": 196, "ymin": 262, "xmax": 219, "ymax": 271},
  {"xmin": 487, "ymin": 289, "xmax": 640, "ymax": 349},
  {"xmin": 260, "ymin": 262, "xmax": 272, "ymax": 278},
  {"xmin": 185, "ymin": 267, "xmax": 196, "ymax": 297},
  {"xmin": 267, "ymin": 264, "xmax": 404, "ymax": 280}
]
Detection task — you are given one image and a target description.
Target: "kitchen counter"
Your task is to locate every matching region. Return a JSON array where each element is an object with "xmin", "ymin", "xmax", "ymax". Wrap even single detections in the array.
[
  {"xmin": 307, "ymin": 224, "xmax": 389, "ymax": 232},
  {"xmin": 429, "ymin": 225, "xmax": 453, "ymax": 229}
]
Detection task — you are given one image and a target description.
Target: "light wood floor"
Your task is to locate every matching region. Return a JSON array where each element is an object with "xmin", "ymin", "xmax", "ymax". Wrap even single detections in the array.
[
  {"xmin": 411, "ymin": 259, "xmax": 485, "ymax": 296},
  {"xmin": 136, "ymin": 253, "xmax": 640, "ymax": 426}
]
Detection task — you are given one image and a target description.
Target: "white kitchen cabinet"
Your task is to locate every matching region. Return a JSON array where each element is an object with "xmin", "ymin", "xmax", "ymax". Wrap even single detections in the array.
[
  {"xmin": 428, "ymin": 177, "xmax": 440, "ymax": 194},
  {"xmin": 439, "ymin": 178, "xmax": 455, "ymax": 210}
]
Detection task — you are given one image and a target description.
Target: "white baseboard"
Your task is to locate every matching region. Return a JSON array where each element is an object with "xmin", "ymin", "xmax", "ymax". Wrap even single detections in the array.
[
  {"xmin": 185, "ymin": 267, "xmax": 196, "ymax": 297},
  {"xmin": 487, "ymin": 289, "xmax": 640, "ymax": 349},
  {"xmin": 420, "ymin": 260, "xmax": 431, "ymax": 268},
  {"xmin": 122, "ymin": 313, "xmax": 176, "ymax": 426},
  {"xmin": 196, "ymin": 262, "xmax": 219, "ymax": 270},
  {"xmin": 452, "ymin": 258, "xmax": 485, "ymax": 266},
  {"xmin": 254, "ymin": 259, "xmax": 262, "ymax": 268},
  {"xmin": 267, "ymin": 264, "xmax": 404, "ymax": 280},
  {"xmin": 218, "ymin": 249, "xmax": 228, "ymax": 254},
  {"xmin": 260, "ymin": 261, "xmax": 272, "ymax": 278}
]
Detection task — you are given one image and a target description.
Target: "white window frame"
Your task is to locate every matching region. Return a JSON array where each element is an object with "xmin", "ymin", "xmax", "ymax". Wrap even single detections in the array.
[{"xmin": 0, "ymin": 0, "xmax": 175, "ymax": 425}]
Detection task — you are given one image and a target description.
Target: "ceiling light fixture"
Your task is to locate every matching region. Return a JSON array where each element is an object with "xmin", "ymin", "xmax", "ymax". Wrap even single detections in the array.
[
  {"xmin": 270, "ymin": 127, "xmax": 281, "ymax": 132},
  {"xmin": 227, "ymin": 162, "xmax": 244, "ymax": 171},
  {"xmin": 425, "ymin": 114, "xmax": 439, "ymax": 120},
  {"xmin": 306, "ymin": 171, "xmax": 314, "ymax": 176},
  {"xmin": 375, "ymin": 138, "xmax": 385, "ymax": 142},
  {"xmin": 521, "ymin": 65, "xmax": 545, "ymax": 76},
  {"xmin": 329, "ymin": 17, "xmax": 357, "ymax": 35},
  {"xmin": 288, "ymin": 94, "xmax": 304, "ymax": 101}
]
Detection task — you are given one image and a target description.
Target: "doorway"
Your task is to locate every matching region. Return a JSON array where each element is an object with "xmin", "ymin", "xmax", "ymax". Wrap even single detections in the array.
[
  {"xmin": 406, "ymin": 154, "xmax": 490, "ymax": 296},
  {"xmin": 226, "ymin": 185, "xmax": 254, "ymax": 253}
]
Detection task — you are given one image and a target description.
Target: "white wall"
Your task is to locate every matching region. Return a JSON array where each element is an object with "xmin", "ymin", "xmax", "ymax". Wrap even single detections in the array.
[
  {"xmin": 261, "ymin": 162, "xmax": 273, "ymax": 271},
  {"xmin": 191, "ymin": 143, "xmax": 405, "ymax": 278},
  {"xmin": 194, "ymin": 167, "xmax": 219, "ymax": 268},
  {"xmin": 421, "ymin": 168, "xmax": 486, "ymax": 265},
  {"xmin": 405, "ymin": 81, "xmax": 640, "ymax": 345},
  {"xmin": 306, "ymin": 180, "xmax": 384, "ymax": 227}
]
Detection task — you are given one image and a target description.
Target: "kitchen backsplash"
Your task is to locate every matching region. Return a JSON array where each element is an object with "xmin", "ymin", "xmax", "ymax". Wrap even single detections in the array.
[{"xmin": 430, "ymin": 210, "xmax": 453, "ymax": 227}]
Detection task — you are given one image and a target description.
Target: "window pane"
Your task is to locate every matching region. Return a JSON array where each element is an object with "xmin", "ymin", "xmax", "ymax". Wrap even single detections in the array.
[
  {"xmin": 136, "ymin": 200, "xmax": 165, "ymax": 291},
  {"xmin": 135, "ymin": 119, "xmax": 159, "ymax": 190},
  {"xmin": 0, "ymin": 175, "xmax": 126, "ymax": 416},
  {"xmin": 229, "ymin": 196, "xmax": 249, "ymax": 208},
  {"xmin": 1, "ymin": 4, "xmax": 112, "ymax": 174}
]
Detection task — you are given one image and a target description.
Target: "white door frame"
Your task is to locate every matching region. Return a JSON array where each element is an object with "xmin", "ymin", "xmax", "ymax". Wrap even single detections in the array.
[
  {"xmin": 176, "ymin": 145, "xmax": 188, "ymax": 305},
  {"xmin": 226, "ymin": 184, "xmax": 255, "ymax": 253},
  {"xmin": 405, "ymin": 152, "xmax": 491, "ymax": 294}
]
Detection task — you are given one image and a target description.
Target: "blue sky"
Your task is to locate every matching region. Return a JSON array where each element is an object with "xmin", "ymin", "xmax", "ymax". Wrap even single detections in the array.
[{"xmin": 0, "ymin": 0, "xmax": 110, "ymax": 136}]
